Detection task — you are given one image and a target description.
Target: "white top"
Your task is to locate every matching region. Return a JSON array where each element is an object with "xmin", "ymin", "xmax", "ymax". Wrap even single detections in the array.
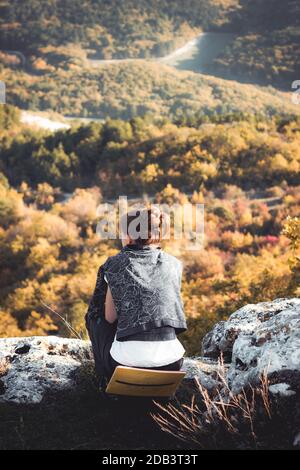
[
  {"xmin": 104, "ymin": 275, "xmax": 185, "ymax": 367},
  {"xmin": 110, "ymin": 334, "xmax": 185, "ymax": 367}
]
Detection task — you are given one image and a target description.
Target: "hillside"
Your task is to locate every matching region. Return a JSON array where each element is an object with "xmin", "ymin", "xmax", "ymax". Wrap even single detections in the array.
[
  {"xmin": 2, "ymin": 61, "xmax": 299, "ymax": 121},
  {"xmin": 0, "ymin": 0, "xmax": 298, "ymax": 92},
  {"xmin": 0, "ymin": 0, "xmax": 237, "ymax": 58},
  {"xmin": 1, "ymin": 106, "xmax": 300, "ymax": 348},
  {"xmin": 212, "ymin": 0, "xmax": 300, "ymax": 89}
]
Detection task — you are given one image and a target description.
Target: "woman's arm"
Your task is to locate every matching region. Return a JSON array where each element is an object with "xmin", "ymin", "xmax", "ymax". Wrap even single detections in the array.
[
  {"xmin": 105, "ymin": 286, "xmax": 118, "ymax": 324},
  {"xmin": 85, "ymin": 265, "xmax": 107, "ymax": 330}
]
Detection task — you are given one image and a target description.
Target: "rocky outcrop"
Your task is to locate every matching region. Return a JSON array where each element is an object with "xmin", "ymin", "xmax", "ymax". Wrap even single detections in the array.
[
  {"xmin": 202, "ymin": 298, "xmax": 300, "ymax": 395},
  {"xmin": 199, "ymin": 298, "xmax": 300, "ymax": 449},
  {"xmin": 0, "ymin": 336, "xmax": 94, "ymax": 404},
  {"xmin": 0, "ymin": 298, "xmax": 299, "ymax": 449},
  {"xmin": 0, "ymin": 336, "xmax": 190, "ymax": 450},
  {"xmin": 2, "ymin": 298, "xmax": 299, "ymax": 405},
  {"xmin": 0, "ymin": 336, "xmax": 215, "ymax": 405},
  {"xmin": 1, "ymin": 298, "xmax": 299, "ymax": 406}
]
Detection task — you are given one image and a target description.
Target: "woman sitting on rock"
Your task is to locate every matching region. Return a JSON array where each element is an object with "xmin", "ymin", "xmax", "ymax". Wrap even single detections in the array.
[{"xmin": 85, "ymin": 207, "xmax": 187, "ymax": 389}]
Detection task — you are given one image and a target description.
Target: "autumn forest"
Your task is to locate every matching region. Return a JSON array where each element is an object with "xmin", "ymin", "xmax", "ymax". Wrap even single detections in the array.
[{"xmin": 0, "ymin": 0, "xmax": 300, "ymax": 354}]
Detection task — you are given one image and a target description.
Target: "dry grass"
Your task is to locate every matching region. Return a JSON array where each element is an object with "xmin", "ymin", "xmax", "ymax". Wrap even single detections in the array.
[
  {"xmin": 152, "ymin": 358, "xmax": 276, "ymax": 449},
  {"xmin": 41, "ymin": 301, "xmax": 83, "ymax": 340}
]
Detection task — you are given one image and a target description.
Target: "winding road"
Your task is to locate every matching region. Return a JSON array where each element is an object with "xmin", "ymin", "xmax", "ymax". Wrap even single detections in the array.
[
  {"xmin": 89, "ymin": 32, "xmax": 236, "ymax": 74},
  {"xmin": 15, "ymin": 32, "xmax": 236, "ymax": 132}
]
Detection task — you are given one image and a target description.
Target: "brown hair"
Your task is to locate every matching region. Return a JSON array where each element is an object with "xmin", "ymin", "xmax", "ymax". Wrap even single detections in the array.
[{"xmin": 122, "ymin": 208, "xmax": 164, "ymax": 246}]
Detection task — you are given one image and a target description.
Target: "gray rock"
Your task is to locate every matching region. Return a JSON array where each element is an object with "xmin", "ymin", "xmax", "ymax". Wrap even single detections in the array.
[
  {"xmin": 201, "ymin": 298, "xmax": 300, "ymax": 394},
  {"xmin": 182, "ymin": 357, "xmax": 223, "ymax": 392},
  {"xmin": 0, "ymin": 336, "xmax": 93, "ymax": 404},
  {"xmin": 201, "ymin": 321, "xmax": 227, "ymax": 359}
]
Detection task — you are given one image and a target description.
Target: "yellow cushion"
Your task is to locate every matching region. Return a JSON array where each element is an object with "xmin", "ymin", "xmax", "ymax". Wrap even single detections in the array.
[{"xmin": 106, "ymin": 366, "xmax": 186, "ymax": 397}]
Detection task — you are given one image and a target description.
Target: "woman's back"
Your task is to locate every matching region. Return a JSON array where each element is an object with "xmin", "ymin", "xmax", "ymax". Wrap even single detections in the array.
[{"xmin": 103, "ymin": 243, "xmax": 187, "ymax": 341}]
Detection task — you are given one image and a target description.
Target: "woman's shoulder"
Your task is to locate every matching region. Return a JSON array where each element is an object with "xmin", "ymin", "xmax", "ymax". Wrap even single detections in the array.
[
  {"xmin": 102, "ymin": 248, "xmax": 182, "ymax": 271},
  {"xmin": 102, "ymin": 249, "xmax": 128, "ymax": 270},
  {"xmin": 161, "ymin": 250, "xmax": 183, "ymax": 269}
]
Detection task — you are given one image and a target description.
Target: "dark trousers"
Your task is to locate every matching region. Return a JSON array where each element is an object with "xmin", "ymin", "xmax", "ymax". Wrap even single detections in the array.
[
  {"xmin": 86, "ymin": 316, "xmax": 117, "ymax": 379},
  {"xmin": 86, "ymin": 316, "xmax": 184, "ymax": 380}
]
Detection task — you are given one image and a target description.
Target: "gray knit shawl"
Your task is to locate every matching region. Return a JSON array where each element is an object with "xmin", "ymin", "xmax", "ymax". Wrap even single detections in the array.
[{"xmin": 86, "ymin": 245, "xmax": 187, "ymax": 341}]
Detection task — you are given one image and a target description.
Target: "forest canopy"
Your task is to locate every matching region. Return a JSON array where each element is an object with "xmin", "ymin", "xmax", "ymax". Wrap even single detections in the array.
[
  {"xmin": 1, "ymin": 108, "xmax": 299, "ymax": 194},
  {"xmin": 1, "ymin": 170, "xmax": 299, "ymax": 353},
  {"xmin": 0, "ymin": 0, "xmax": 298, "ymax": 89},
  {"xmin": 0, "ymin": 1, "xmax": 299, "ymax": 352},
  {"xmin": 0, "ymin": 0, "xmax": 236, "ymax": 57}
]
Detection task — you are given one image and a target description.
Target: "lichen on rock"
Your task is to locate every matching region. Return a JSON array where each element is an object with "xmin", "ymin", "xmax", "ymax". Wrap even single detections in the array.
[
  {"xmin": 0, "ymin": 336, "xmax": 94, "ymax": 404},
  {"xmin": 202, "ymin": 298, "xmax": 300, "ymax": 394}
]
